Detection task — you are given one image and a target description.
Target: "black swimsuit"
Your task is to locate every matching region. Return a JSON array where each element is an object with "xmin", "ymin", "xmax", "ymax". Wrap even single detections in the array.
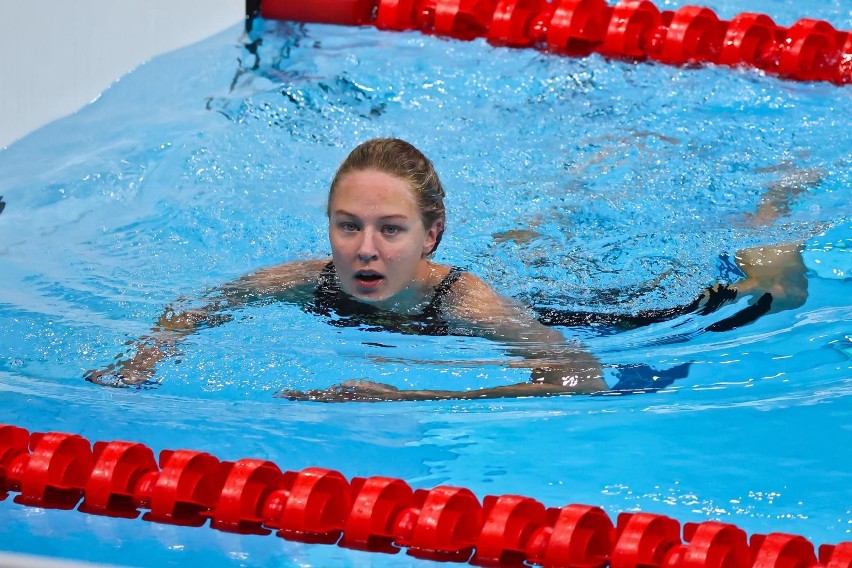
[
  {"xmin": 305, "ymin": 262, "xmax": 465, "ymax": 335},
  {"xmin": 533, "ymin": 286, "xmax": 773, "ymax": 333},
  {"xmin": 307, "ymin": 261, "xmax": 772, "ymax": 336}
]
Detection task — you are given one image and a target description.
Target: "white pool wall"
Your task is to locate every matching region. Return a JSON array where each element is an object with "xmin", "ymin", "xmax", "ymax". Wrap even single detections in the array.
[{"xmin": 0, "ymin": 0, "xmax": 244, "ymax": 149}]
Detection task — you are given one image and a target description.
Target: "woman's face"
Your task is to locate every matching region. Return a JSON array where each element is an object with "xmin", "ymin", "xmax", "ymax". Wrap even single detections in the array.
[{"xmin": 328, "ymin": 169, "xmax": 441, "ymax": 303}]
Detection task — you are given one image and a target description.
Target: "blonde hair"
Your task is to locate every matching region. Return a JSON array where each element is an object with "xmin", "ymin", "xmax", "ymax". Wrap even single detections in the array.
[{"xmin": 328, "ymin": 138, "xmax": 446, "ymax": 254}]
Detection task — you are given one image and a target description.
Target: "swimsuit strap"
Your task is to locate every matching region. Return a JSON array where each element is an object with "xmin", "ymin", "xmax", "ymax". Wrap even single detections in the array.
[{"xmin": 422, "ymin": 266, "xmax": 464, "ymax": 317}]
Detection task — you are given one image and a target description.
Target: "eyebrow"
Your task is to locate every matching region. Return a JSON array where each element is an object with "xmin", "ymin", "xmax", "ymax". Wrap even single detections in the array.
[{"xmin": 333, "ymin": 210, "xmax": 411, "ymax": 221}]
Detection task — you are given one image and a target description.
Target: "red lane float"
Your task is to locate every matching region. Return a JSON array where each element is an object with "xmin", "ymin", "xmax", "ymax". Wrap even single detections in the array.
[
  {"xmin": 3, "ymin": 424, "xmax": 852, "ymax": 567},
  {"xmin": 249, "ymin": 0, "xmax": 852, "ymax": 85},
  {"xmin": 717, "ymin": 13, "xmax": 779, "ymax": 72},
  {"xmin": 261, "ymin": 0, "xmax": 376, "ymax": 26},
  {"xmin": 599, "ymin": 0, "xmax": 661, "ymax": 59}
]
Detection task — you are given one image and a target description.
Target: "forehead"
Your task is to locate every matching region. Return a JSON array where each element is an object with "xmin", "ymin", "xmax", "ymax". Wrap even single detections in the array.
[{"xmin": 331, "ymin": 169, "xmax": 419, "ymax": 214}]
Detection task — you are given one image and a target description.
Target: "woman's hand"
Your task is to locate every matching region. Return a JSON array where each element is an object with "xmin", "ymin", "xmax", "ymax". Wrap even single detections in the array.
[
  {"xmin": 83, "ymin": 361, "xmax": 156, "ymax": 388},
  {"xmin": 84, "ymin": 341, "xmax": 168, "ymax": 387}
]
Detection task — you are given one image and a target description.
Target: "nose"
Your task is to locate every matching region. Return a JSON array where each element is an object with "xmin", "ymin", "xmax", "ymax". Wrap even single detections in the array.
[{"xmin": 357, "ymin": 227, "xmax": 379, "ymax": 262}]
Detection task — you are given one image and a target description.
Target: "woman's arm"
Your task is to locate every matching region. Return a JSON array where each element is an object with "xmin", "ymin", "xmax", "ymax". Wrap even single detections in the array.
[
  {"xmin": 279, "ymin": 271, "xmax": 607, "ymax": 402},
  {"xmin": 85, "ymin": 259, "xmax": 329, "ymax": 387},
  {"xmin": 729, "ymin": 166, "xmax": 820, "ymax": 312},
  {"xmin": 447, "ymin": 272, "xmax": 605, "ymax": 390},
  {"xmin": 281, "ymin": 378, "xmax": 599, "ymax": 402}
]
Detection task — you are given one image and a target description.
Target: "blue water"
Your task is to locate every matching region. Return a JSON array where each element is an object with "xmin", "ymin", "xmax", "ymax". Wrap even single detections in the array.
[{"xmin": 1, "ymin": 1, "xmax": 851, "ymax": 565}]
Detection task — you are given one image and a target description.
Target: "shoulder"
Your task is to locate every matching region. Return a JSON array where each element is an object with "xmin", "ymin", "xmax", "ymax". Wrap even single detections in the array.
[
  {"xmin": 452, "ymin": 271, "xmax": 494, "ymax": 296},
  {"xmin": 440, "ymin": 271, "xmax": 562, "ymax": 342},
  {"xmin": 238, "ymin": 258, "xmax": 330, "ymax": 294},
  {"xmin": 442, "ymin": 270, "xmax": 516, "ymax": 321},
  {"xmin": 424, "ymin": 264, "xmax": 492, "ymax": 299},
  {"xmin": 424, "ymin": 263, "xmax": 486, "ymax": 290}
]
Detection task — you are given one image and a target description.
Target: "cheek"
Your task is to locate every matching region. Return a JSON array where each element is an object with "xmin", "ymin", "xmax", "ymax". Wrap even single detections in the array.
[
  {"xmin": 328, "ymin": 235, "xmax": 341, "ymax": 255},
  {"xmin": 388, "ymin": 237, "xmax": 424, "ymax": 261},
  {"xmin": 329, "ymin": 231, "xmax": 352, "ymax": 251}
]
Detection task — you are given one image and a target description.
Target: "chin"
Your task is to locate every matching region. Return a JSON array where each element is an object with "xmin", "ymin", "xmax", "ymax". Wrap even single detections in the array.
[
  {"xmin": 342, "ymin": 284, "xmax": 389, "ymax": 303},
  {"xmin": 353, "ymin": 290, "xmax": 393, "ymax": 303}
]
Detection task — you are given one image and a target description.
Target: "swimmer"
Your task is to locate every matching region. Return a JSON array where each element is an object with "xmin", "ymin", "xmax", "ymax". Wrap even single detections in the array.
[
  {"xmin": 84, "ymin": 138, "xmax": 811, "ymax": 401},
  {"xmin": 85, "ymin": 138, "xmax": 606, "ymax": 397}
]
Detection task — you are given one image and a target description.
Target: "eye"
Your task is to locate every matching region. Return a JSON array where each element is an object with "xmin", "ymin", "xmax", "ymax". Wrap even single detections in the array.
[
  {"xmin": 339, "ymin": 222, "xmax": 359, "ymax": 232},
  {"xmin": 382, "ymin": 225, "xmax": 403, "ymax": 235}
]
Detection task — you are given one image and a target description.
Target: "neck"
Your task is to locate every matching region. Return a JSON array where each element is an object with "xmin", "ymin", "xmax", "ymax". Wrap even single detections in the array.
[{"xmin": 351, "ymin": 260, "xmax": 438, "ymax": 313}]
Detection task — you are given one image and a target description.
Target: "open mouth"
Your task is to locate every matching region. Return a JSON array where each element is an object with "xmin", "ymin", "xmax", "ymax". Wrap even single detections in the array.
[{"xmin": 354, "ymin": 271, "xmax": 384, "ymax": 287}]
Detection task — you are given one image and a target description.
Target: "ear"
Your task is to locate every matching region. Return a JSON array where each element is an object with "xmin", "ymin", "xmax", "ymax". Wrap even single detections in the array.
[{"xmin": 422, "ymin": 217, "xmax": 444, "ymax": 256}]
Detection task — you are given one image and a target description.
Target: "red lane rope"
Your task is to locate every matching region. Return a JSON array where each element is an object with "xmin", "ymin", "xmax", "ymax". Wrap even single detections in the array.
[
  {"xmin": 2, "ymin": 423, "xmax": 852, "ymax": 567},
  {"xmin": 254, "ymin": 0, "xmax": 852, "ymax": 85}
]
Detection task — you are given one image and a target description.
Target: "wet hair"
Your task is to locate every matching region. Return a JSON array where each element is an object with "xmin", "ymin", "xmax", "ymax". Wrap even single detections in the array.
[{"xmin": 328, "ymin": 138, "xmax": 446, "ymax": 254}]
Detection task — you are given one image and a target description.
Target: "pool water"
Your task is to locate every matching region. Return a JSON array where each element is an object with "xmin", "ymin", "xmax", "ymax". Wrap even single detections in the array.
[{"xmin": 1, "ymin": 0, "xmax": 851, "ymax": 565}]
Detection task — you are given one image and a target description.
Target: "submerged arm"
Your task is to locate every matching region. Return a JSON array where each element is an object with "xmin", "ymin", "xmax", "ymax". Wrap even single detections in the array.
[
  {"xmin": 281, "ymin": 378, "xmax": 597, "ymax": 403},
  {"xmin": 85, "ymin": 259, "xmax": 328, "ymax": 387},
  {"xmin": 282, "ymin": 272, "xmax": 606, "ymax": 403},
  {"xmin": 730, "ymin": 167, "xmax": 820, "ymax": 313},
  {"xmin": 448, "ymin": 272, "xmax": 605, "ymax": 391}
]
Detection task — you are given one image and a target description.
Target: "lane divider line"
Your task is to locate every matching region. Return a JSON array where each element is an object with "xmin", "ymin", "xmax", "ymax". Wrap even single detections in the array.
[{"xmin": 2, "ymin": 424, "xmax": 851, "ymax": 566}]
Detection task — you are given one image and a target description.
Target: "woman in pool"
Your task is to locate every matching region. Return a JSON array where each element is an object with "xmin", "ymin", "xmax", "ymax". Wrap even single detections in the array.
[{"xmin": 84, "ymin": 138, "xmax": 808, "ymax": 400}]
